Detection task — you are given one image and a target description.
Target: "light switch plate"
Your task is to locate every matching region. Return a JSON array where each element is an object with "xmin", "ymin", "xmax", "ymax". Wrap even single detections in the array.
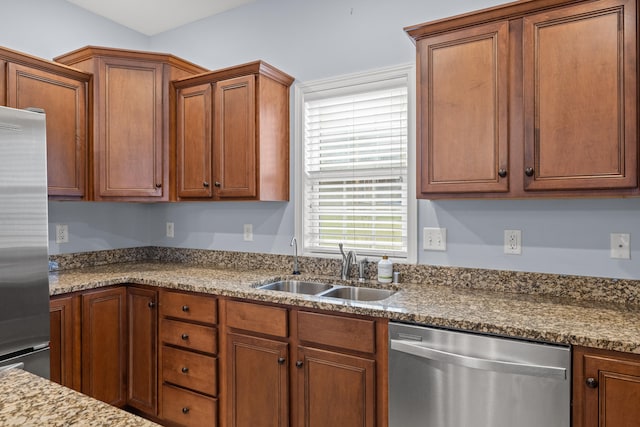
[{"xmin": 423, "ymin": 227, "xmax": 446, "ymax": 251}]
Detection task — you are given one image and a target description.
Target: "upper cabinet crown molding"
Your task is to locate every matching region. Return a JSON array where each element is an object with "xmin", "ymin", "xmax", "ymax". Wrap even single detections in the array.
[{"xmin": 408, "ymin": 0, "xmax": 638, "ymax": 199}]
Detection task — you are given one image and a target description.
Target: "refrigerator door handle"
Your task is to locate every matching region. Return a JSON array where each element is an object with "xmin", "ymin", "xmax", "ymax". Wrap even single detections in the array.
[
  {"xmin": 0, "ymin": 362, "xmax": 24, "ymax": 373},
  {"xmin": 390, "ymin": 339, "xmax": 567, "ymax": 379}
]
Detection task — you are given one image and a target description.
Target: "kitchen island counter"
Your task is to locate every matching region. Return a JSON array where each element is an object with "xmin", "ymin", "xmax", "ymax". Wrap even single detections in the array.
[
  {"xmin": 0, "ymin": 368, "xmax": 159, "ymax": 426},
  {"xmin": 49, "ymin": 261, "xmax": 640, "ymax": 354}
]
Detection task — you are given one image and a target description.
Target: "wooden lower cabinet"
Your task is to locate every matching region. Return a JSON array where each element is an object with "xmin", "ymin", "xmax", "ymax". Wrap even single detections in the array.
[
  {"xmin": 49, "ymin": 295, "xmax": 78, "ymax": 389},
  {"xmin": 81, "ymin": 287, "xmax": 127, "ymax": 407},
  {"xmin": 127, "ymin": 286, "xmax": 158, "ymax": 416},
  {"xmin": 573, "ymin": 346, "xmax": 640, "ymax": 427},
  {"xmin": 296, "ymin": 346, "xmax": 376, "ymax": 427},
  {"xmin": 222, "ymin": 299, "xmax": 387, "ymax": 427},
  {"xmin": 227, "ymin": 333, "xmax": 289, "ymax": 427}
]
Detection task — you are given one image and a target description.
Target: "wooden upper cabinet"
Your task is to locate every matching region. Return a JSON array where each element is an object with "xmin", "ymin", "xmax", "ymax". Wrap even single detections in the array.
[
  {"xmin": 417, "ymin": 21, "xmax": 509, "ymax": 194},
  {"xmin": 0, "ymin": 47, "xmax": 90, "ymax": 199},
  {"xmin": 173, "ymin": 61, "xmax": 294, "ymax": 201},
  {"xmin": 522, "ymin": 0, "xmax": 637, "ymax": 191},
  {"xmin": 407, "ymin": 0, "xmax": 639, "ymax": 198},
  {"xmin": 54, "ymin": 46, "xmax": 207, "ymax": 201},
  {"xmin": 176, "ymin": 83, "xmax": 213, "ymax": 199}
]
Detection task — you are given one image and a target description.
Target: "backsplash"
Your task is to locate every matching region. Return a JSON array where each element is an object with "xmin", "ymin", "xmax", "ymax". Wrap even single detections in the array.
[{"xmin": 50, "ymin": 247, "xmax": 640, "ymax": 307}]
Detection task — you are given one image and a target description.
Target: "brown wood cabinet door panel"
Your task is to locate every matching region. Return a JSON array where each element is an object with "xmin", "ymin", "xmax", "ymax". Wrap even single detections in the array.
[
  {"xmin": 297, "ymin": 311, "xmax": 375, "ymax": 354},
  {"xmin": 161, "ymin": 290, "xmax": 217, "ymax": 324},
  {"xmin": 214, "ymin": 75, "xmax": 257, "ymax": 199},
  {"xmin": 97, "ymin": 58, "xmax": 163, "ymax": 198},
  {"xmin": 578, "ymin": 351, "xmax": 640, "ymax": 427},
  {"xmin": 418, "ymin": 21, "xmax": 509, "ymax": 194},
  {"xmin": 81, "ymin": 287, "xmax": 127, "ymax": 407},
  {"xmin": 177, "ymin": 83, "xmax": 213, "ymax": 199},
  {"xmin": 296, "ymin": 346, "xmax": 376, "ymax": 427},
  {"xmin": 225, "ymin": 300, "xmax": 288, "ymax": 337},
  {"xmin": 227, "ymin": 333, "xmax": 288, "ymax": 427},
  {"xmin": 49, "ymin": 296, "xmax": 74, "ymax": 388},
  {"xmin": 7, "ymin": 63, "xmax": 87, "ymax": 197},
  {"xmin": 127, "ymin": 287, "xmax": 158, "ymax": 416},
  {"xmin": 162, "ymin": 383, "xmax": 218, "ymax": 427},
  {"xmin": 162, "ymin": 345, "xmax": 217, "ymax": 396},
  {"xmin": 523, "ymin": 0, "xmax": 637, "ymax": 190}
]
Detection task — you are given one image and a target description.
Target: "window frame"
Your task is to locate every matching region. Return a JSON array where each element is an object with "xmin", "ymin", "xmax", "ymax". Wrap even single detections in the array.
[{"xmin": 294, "ymin": 64, "xmax": 416, "ymax": 263}]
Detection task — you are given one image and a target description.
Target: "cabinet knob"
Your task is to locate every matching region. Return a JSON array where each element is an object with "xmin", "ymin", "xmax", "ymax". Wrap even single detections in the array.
[
  {"xmin": 182, "ymin": 407, "xmax": 190, "ymax": 414},
  {"xmin": 278, "ymin": 357, "xmax": 286, "ymax": 365},
  {"xmin": 586, "ymin": 377, "xmax": 599, "ymax": 388},
  {"xmin": 181, "ymin": 333, "xmax": 189, "ymax": 340},
  {"xmin": 203, "ymin": 181, "xmax": 210, "ymax": 188},
  {"xmin": 524, "ymin": 167, "xmax": 534, "ymax": 177},
  {"xmin": 182, "ymin": 305, "xmax": 189, "ymax": 312},
  {"xmin": 155, "ymin": 183, "xmax": 162, "ymax": 188},
  {"xmin": 295, "ymin": 360, "xmax": 303, "ymax": 368},
  {"xmin": 148, "ymin": 301, "xmax": 156, "ymax": 308},
  {"xmin": 498, "ymin": 169, "xmax": 508, "ymax": 178},
  {"xmin": 214, "ymin": 182, "xmax": 221, "ymax": 188},
  {"xmin": 181, "ymin": 367, "xmax": 189, "ymax": 374}
]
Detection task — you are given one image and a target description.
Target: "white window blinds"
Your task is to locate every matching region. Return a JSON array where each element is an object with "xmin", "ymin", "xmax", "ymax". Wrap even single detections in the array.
[{"xmin": 302, "ymin": 77, "xmax": 409, "ymax": 257}]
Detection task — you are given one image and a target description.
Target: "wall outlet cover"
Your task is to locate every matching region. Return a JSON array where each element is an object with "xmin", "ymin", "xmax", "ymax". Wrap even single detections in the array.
[{"xmin": 504, "ymin": 229, "xmax": 522, "ymax": 255}]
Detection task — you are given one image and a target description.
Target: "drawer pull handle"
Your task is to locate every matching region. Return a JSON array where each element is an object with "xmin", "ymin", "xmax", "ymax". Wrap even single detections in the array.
[
  {"xmin": 181, "ymin": 367, "xmax": 189, "ymax": 374},
  {"xmin": 498, "ymin": 169, "xmax": 507, "ymax": 178},
  {"xmin": 182, "ymin": 407, "xmax": 190, "ymax": 414},
  {"xmin": 278, "ymin": 357, "xmax": 286, "ymax": 365},
  {"xmin": 181, "ymin": 334, "xmax": 189, "ymax": 340},
  {"xmin": 296, "ymin": 360, "xmax": 303, "ymax": 368},
  {"xmin": 586, "ymin": 377, "xmax": 599, "ymax": 388},
  {"xmin": 182, "ymin": 305, "xmax": 189, "ymax": 312}
]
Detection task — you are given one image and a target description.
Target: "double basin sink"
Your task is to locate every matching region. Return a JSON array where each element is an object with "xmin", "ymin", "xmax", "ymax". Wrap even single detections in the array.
[{"xmin": 257, "ymin": 280, "xmax": 396, "ymax": 302}]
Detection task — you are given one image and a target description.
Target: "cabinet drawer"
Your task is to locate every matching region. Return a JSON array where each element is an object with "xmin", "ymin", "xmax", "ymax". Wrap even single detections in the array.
[
  {"xmin": 161, "ymin": 291, "xmax": 217, "ymax": 324},
  {"xmin": 161, "ymin": 319, "xmax": 217, "ymax": 354},
  {"xmin": 297, "ymin": 311, "xmax": 375, "ymax": 354},
  {"xmin": 162, "ymin": 384, "xmax": 217, "ymax": 427},
  {"xmin": 226, "ymin": 300, "xmax": 288, "ymax": 337},
  {"xmin": 163, "ymin": 346, "xmax": 217, "ymax": 396}
]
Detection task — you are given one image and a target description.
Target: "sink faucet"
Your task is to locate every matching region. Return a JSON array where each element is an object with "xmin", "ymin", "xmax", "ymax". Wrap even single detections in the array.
[
  {"xmin": 290, "ymin": 236, "xmax": 301, "ymax": 275},
  {"xmin": 338, "ymin": 243, "xmax": 356, "ymax": 280}
]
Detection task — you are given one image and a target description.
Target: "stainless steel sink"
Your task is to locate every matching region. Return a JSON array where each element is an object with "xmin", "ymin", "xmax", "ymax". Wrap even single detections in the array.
[
  {"xmin": 317, "ymin": 286, "xmax": 396, "ymax": 301},
  {"xmin": 258, "ymin": 280, "xmax": 334, "ymax": 295}
]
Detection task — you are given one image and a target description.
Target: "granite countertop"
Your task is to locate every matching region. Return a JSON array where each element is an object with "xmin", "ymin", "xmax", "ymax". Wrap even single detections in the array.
[
  {"xmin": 0, "ymin": 368, "xmax": 159, "ymax": 426},
  {"xmin": 49, "ymin": 262, "xmax": 640, "ymax": 354}
]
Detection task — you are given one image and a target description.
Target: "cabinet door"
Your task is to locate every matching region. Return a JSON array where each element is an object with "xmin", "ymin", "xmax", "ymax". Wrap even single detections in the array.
[
  {"xmin": 417, "ymin": 21, "xmax": 509, "ymax": 194},
  {"xmin": 96, "ymin": 58, "xmax": 164, "ymax": 199},
  {"xmin": 49, "ymin": 296, "xmax": 75, "ymax": 388},
  {"xmin": 522, "ymin": 0, "xmax": 637, "ymax": 191},
  {"xmin": 574, "ymin": 347, "xmax": 640, "ymax": 427},
  {"xmin": 176, "ymin": 83, "xmax": 213, "ymax": 199},
  {"xmin": 226, "ymin": 333, "xmax": 288, "ymax": 427},
  {"xmin": 6, "ymin": 63, "xmax": 87, "ymax": 198},
  {"xmin": 127, "ymin": 287, "xmax": 158, "ymax": 416},
  {"xmin": 296, "ymin": 346, "xmax": 376, "ymax": 427},
  {"xmin": 81, "ymin": 287, "xmax": 127, "ymax": 407},
  {"xmin": 214, "ymin": 75, "xmax": 257, "ymax": 199}
]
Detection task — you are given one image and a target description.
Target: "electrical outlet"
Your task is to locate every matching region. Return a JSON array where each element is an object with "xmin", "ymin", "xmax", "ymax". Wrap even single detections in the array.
[
  {"xmin": 244, "ymin": 224, "xmax": 253, "ymax": 241},
  {"xmin": 504, "ymin": 230, "xmax": 522, "ymax": 255},
  {"xmin": 423, "ymin": 227, "xmax": 446, "ymax": 251},
  {"xmin": 610, "ymin": 233, "xmax": 630, "ymax": 259},
  {"xmin": 166, "ymin": 222, "xmax": 174, "ymax": 238},
  {"xmin": 55, "ymin": 224, "xmax": 69, "ymax": 244}
]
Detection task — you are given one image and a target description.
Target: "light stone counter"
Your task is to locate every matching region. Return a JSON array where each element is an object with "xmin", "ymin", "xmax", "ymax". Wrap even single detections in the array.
[
  {"xmin": 0, "ymin": 368, "xmax": 159, "ymax": 426},
  {"xmin": 49, "ymin": 262, "xmax": 640, "ymax": 354}
]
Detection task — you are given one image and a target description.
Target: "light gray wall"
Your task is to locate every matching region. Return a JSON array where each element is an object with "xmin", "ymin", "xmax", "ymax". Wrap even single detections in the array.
[{"xmin": 6, "ymin": 0, "xmax": 640, "ymax": 279}]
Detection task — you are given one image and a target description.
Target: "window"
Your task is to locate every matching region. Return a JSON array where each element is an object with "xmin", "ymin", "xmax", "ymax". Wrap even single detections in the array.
[{"xmin": 295, "ymin": 64, "xmax": 415, "ymax": 261}]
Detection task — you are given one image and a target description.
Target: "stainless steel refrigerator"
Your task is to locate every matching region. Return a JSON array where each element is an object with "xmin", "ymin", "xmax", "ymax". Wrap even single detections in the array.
[{"xmin": 0, "ymin": 106, "xmax": 50, "ymax": 378}]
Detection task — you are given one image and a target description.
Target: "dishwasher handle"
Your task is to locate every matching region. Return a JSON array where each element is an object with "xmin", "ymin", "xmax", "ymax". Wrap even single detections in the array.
[{"xmin": 390, "ymin": 339, "xmax": 567, "ymax": 380}]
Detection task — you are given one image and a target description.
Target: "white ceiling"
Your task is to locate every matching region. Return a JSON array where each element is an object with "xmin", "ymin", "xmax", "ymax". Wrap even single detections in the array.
[{"xmin": 65, "ymin": 0, "xmax": 256, "ymax": 36}]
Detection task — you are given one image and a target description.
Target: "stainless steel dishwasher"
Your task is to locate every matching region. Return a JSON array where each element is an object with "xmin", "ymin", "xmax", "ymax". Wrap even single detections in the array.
[{"xmin": 389, "ymin": 322, "xmax": 571, "ymax": 427}]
